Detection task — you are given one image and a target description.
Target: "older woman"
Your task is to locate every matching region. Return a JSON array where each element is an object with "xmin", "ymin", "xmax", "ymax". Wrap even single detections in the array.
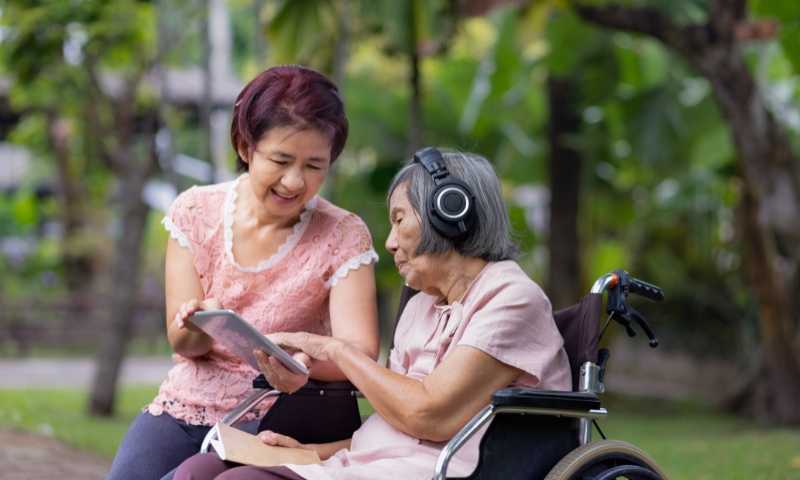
[
  {"xmin": 174, "ymin": 149, "xmax": 570, "ymax": 480},
  {"xmin": 107, "ymin": 65, "xmax": 380, "ymax": 480}
]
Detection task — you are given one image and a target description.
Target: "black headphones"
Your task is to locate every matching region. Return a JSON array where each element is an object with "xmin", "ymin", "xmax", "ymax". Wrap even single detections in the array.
[{"xmin": 413, "ymin": 147, "xmax": 477, "ymax": 237}]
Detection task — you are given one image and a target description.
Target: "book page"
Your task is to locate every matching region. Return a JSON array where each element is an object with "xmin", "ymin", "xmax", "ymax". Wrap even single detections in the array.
[{"xmin": 214, "ymin": 423, "xmax": 322, "ymax": 467}]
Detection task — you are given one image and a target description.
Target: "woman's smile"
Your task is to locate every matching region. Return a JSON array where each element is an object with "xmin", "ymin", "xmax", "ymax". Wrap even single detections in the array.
[{"xmin": 271, "ymin": 188, "xmax": 302, "ymax": 204}]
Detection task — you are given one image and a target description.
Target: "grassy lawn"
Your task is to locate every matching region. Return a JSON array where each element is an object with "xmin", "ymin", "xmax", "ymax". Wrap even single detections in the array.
[
  {"xmin": 0, "ymin": 385, "xmax": 159, "ymax": 457},
  {"xmin": 1, "ymin": 387, "xmax": 798, "ymax": 479},
  {"xmin": 599, "ymin": 397, "xmax": 800, "ymax": 479}
]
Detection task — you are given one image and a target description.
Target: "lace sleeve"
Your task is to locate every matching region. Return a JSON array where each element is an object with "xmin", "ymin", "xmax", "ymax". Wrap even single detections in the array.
[
  {"xmin": 162, "ymin": 187, "xmax": 197, "ymax": 254},
  {"xmin": 325, "ymin": 214, "xmax": 379, "ymax": 289}
]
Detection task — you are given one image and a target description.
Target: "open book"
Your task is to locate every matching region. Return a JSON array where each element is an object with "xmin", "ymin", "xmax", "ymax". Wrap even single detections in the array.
[{"xmin": 208, "ymin": 423, "xmax": 322, "ymax": 467}]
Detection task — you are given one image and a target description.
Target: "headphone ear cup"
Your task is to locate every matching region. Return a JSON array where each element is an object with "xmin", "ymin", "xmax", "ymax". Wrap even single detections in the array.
[{"xmin": 426, "ymin": 181, "xmax": 476, "ymax": 237}]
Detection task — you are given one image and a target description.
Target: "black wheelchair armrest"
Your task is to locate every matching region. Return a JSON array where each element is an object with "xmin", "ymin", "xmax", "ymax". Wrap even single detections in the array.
[
  {"xmin": 492, "ymin": 389, "xmax": 601, "ymax": 412},
  {"xmin": 253, "ymin": 373, "xmax": 271, "ymax": 389}
]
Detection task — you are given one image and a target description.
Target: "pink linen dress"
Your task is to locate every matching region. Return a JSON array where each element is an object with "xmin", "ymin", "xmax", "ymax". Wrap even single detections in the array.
[
  {"xmin": 146, "ymin": 174, "xmax": 379, "ymax": 426},
  {"xmin": 287, "ymin": 260, "xmax": 571, "ymax": 480}
]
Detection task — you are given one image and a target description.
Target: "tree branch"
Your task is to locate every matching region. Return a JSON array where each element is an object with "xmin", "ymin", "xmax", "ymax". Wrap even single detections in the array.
[
  {"xmin": 708, "ymin": 0, "xmax": 745, "ymax": 44},
  {"xmin": 575, "ymin": 5, "xmax": 702, "ymax": 58}
]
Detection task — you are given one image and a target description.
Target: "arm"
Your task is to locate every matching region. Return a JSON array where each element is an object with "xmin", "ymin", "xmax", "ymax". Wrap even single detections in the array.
[
  {"xmin": 255, "ymin": 263, "xmax": 380, "ymax": 390},
  {"xmin": 165, "ymin": 235, "xmax": 214, "ymax": 358},
  {"xmin": 272, "ymin": 333, "xmax": 522, "ymax": 442},
  {"xmin": 314, "ymin": 261, "xmax": 380, "ymax": 378}
]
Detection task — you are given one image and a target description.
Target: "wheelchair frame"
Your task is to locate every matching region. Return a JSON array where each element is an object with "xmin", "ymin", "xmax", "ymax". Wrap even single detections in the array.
[{"xmin": 433, "ymin": 271, "xmax": 667, "ymax": 480}]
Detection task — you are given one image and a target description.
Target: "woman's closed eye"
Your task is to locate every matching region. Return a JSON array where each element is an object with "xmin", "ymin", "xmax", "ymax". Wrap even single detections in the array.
[{"xmin": 270, "ymin": 159, "xmax": 289, "ymax": 166}]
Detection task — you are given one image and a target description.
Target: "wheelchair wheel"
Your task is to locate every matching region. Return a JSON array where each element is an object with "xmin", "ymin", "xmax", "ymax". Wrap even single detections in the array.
[{"xmin": 543, "ymin": 439, "xmax": 668, "ymax": 480}]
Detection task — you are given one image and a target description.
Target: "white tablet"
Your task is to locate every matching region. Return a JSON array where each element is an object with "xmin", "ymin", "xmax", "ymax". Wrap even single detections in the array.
[{"xmin": 188, "ymin": 309, "xmax": 310, "ymax": 375}]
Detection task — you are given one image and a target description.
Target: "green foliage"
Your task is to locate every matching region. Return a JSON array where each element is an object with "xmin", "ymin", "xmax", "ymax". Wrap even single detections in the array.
[
  {"xmin": 357, "ymin": 0, "xmax": 456, "ymax": 54},
  {"xmin": 3, "ymin": 0, "xmax": 799, "ymax": 382},
  {"xmin": 752, "ymin": 0, "xmax": 800, "ymax": 74},
  {"xmin": 10, "ymin": 189, "xmax": 39, "ymax": 227},
  {"xmin": 268, "ymin": 0, "xmax": 336, "ymax": 66}
]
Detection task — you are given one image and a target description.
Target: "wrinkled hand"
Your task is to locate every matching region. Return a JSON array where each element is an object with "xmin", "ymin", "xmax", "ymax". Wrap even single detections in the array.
[
  {"xmin": 173, "ymin": 298, "xmax": 223, "ymax": 333},
  {"xmin": 268, "ymin": 332, "xmax": 344, "ymax": 363},
  {"xmin": 254, "ymin": 349, "xmax": 312, "ymax": 393},
  {"xmin": 259, "ymin": 430, "xmax": 313, "ymax": 451}
]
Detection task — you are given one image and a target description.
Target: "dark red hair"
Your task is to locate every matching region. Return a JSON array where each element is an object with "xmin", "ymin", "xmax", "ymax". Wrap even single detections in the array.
[{"xmin": 231, "ymin": 65, "xmax": 348, "ymax": 171}]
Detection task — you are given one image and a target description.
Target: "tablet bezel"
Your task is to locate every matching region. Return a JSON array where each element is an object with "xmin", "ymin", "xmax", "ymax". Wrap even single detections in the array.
[{"xmin": 188, "ymin": 309, "xmax": 310, "ymax": 375}]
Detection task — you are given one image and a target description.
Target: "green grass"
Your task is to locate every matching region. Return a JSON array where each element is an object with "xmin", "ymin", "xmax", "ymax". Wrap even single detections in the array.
[
  {"xmin": 0, "ymin": 385, "xmax": 159, "ymax": 457},
  {"xmin": 1, "ymin": 387, "xmax": 799, "ymax": 479},
  {"xmin": 597, "ymin": 394, "xmax": 800, "ymax": 480}
]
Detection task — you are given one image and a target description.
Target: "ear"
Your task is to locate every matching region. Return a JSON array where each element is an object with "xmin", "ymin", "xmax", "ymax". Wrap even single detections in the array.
[{"xmin": 237, "ymin": 147, "xmax": 251, "ymax": 164}]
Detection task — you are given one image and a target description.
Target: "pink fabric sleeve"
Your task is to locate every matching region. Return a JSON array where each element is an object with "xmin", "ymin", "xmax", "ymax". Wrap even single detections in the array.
[
  {"xmin": 323, "ymin": 214, "xmax": 379, "ymax": 288},
  {"xmin": 457, "ymin": 276, "xmax": 563, "ymax": 387},
  {"xmin": 161, "ymin": 187, "xmax": 199, "ymax": 254}
]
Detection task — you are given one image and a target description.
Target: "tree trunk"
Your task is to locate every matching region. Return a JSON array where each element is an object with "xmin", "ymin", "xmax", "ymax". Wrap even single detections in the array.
[
  {"xmin": 547, "ymin": 77, "xmax": 582, "ymax": 310},
  {"xmin": 407, "ymin": 49, "xmax": 422, "ymax": 157},
  {"xmin": 253, "ymin": 0, "xmax": 266, "ymax": 67},
  {"xmin": 577, "ymin": 0, "xmax": 800, "ymax": 423},
  {"xmin": 741, "ymin": 179, "xmax": 800, "ymax": 423},
  {"xmin": 89, "ymin": 171, "xmax": 152, "ymax": 416},
  {"xmin": 201, "ymin": 0, "xmax": 214, "ymax": 167},
  {"xmin": 47, "ymin": 112, "xmax": 94, "ymax": 300}
]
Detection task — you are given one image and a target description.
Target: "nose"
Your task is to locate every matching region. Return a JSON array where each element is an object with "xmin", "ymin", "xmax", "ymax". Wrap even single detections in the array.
[
  {"xmin": 385, "ymin": 224, "xmax": 398, "ymax": 254},
  {"xmin": 281, "ymin": 164, "xmax": 305, "ymax": 191}
]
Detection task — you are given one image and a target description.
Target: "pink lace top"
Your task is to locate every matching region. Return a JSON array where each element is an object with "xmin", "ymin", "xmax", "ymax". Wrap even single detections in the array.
[{"xmin": 146, "ymin": 174, "xmax": 379, "ymax": 426}]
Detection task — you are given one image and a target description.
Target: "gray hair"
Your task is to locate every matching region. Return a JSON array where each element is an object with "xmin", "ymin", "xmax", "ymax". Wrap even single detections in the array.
[{"xmin": 387, "ymin": 149, "xmax": 519, "ymax": 261}]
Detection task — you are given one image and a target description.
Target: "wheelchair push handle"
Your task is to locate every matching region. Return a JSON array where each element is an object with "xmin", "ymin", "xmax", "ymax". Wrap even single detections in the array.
[
  {"xmin": 595, "ymin": 270, "xmax": 664, "ymax": 348},
  {"xmin": 628, "ymin": 277, "xmax": 664, "ymax": 302},
  {"xmin": 608, "ymin": 269, "xmax": 664, "ymax": 302}
]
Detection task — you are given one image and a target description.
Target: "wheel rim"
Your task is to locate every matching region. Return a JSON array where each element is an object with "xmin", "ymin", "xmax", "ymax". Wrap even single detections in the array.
[
  {"xmin": 591, "ymin": 464, "xmax": 664, "ymax": 480},
  {"xmin": 568, "ymin": 452, "xmax": 663, "ymax": 480}
]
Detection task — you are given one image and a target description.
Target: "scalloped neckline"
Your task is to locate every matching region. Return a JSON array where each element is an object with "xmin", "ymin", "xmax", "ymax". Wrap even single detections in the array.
[{"xmin": 223, "ymin": 174, "xmax": 317, "ymax": 273}]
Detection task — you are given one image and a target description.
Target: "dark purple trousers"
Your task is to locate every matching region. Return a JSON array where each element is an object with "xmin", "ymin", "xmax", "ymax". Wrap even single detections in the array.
[{"xmin": 174, "ymin": 453, "xmax": 305, "ymax": 480}]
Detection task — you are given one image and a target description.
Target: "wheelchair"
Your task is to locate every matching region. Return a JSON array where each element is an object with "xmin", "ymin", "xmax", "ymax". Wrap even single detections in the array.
[{"xmin": 201, "ymin": 270, "xmax": 669, "ymax": 480}]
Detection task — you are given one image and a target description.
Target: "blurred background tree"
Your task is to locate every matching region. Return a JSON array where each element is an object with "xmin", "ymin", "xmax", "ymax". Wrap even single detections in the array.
[{"xmin": 0, "ymin": 0, "xmax": 798, "ymax": 425}]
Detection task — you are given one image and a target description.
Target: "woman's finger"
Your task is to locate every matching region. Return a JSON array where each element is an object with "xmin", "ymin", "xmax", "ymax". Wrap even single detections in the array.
[
  {"xmin": 186, "ymin": 298, "xmax": 199, "ymax": 315},
  {"xmin": 269, "ymin": 332, "xmax": 330, "ymax": 362},
  {"xmin": 259, "ymin": 430, "xmax": 304, "ymax": 449},
  {"xmin": 267, "ymin": 332, "xmax": 297, "ymax": 349},
  {"xmin": 293, "ymin": 351, "xmax": 314, "ymax": 370},
  {"xmin": 200, "ymin": 297, "xmax": 223, "ymax": 311}
]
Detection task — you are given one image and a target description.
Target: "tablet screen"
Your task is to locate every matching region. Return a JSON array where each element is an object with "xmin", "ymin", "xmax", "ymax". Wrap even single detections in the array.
[{"xmin": 188, "ymin": 310, "xmax": 310, "ymax": 375}]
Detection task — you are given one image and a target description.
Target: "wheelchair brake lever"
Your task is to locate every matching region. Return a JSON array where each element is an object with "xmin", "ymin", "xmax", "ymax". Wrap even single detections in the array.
[
  {"xmin": 627, "ymin": 305, "xmax": 659, "ymax": 348},
  {"xmin": 612, "ymin": 311, "xmax": 637, "ymax": 338}
]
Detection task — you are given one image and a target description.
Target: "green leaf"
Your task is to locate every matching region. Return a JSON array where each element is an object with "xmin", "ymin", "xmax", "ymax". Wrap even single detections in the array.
[
  {"xmin": 11, "ymin": 190, "xmax": 39, "ymax": 227},
  {"xmin": 268, "ymin": 0, "xmax": 333, "ymax": 64}
]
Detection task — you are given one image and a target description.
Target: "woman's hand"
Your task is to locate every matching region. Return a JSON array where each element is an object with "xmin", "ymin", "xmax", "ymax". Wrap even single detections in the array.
[
  {"xmin": 254, "ymin": 349, "xmax": 312, "ymax": 393},
  {"xmin": 172, "ymin": 298, "xmax": 223, "ymax": 332},
  {"xmin": 259, "ymin": 430, "xmax": 352, "ymax": 461},
  {"xmin": 268, "ymin": 332, "xmax": 346, "ymax": 364},
  {"xmin": 259, "ymin": 430, "xmax": 313, "ymax": 451}
]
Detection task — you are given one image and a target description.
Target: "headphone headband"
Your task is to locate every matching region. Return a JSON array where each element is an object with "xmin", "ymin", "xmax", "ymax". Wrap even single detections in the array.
[{"xmin": 414, "ymin": 147, "xmax": 450, "ymax": 184}]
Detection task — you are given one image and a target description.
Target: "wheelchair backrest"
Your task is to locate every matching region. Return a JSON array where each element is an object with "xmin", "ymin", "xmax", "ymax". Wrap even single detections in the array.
[{"xmin": 552, "ymin": 294, "xmax": 602, "ymax": 391}]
